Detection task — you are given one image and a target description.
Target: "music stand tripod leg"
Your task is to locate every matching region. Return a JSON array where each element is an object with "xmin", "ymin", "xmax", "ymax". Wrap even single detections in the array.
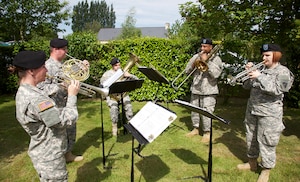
[
  {"xmin": 131, "ymin": 136, "xmax": 135, "ymax": 182},
  {"xmin": 207, "ymin": 118, "xmax": 213, "ymax": 182},
  {"xmin": 100, "ymin": 98, "xmax": 112, "ymax": 169}
]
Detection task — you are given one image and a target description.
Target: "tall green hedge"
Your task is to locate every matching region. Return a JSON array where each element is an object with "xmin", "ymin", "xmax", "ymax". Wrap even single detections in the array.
[
  {"xmin": 4, "ymin": 32, "xmax": 298, "ymax": 107},
  {"xmin": 7, "ymin": 32, "xmax": 192, "ymax": 101},
  {"xmin": 67, "ymin": 34, "xmax": 192, "ymax": 101}
]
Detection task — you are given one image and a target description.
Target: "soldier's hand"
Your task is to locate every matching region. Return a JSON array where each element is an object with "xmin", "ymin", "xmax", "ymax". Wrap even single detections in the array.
[
  {"xmin": 123, "ymin": 71, "xmax": 131, "ymax": 78},
  {"xmin": 82, "ymin": 60, "xmax": 90, "ymax": 70},
  {"xmin": 200, "ymin": 53, "xmax": 208, "ymax": 62},
  {"xmin": 248, "ymin": 70, "xmax": 261, "ymax": 79},
  {"xmin": 68, "ymin": 80, "xmax": 80, "ymax": 96},
  {"xmin": 245, "ymin": 62, "xmax": 254, "ymax": 70}
]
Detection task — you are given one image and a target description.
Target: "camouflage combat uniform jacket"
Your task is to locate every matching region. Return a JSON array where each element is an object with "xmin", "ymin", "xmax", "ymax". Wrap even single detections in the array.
[
  {"xmin": 37, "ymin": 57, "xmax": 67, "ymax": 109},
  {"xmin": 15, "ymin": 84, "xmax": 78, "ymax": 180},
  {"xmin": 185, "ymin": 53, "xmax": 223, "ymax": 95},
  {"xmin": 243, "ymin": 63, "xmax": 294, "ymax": 117}
]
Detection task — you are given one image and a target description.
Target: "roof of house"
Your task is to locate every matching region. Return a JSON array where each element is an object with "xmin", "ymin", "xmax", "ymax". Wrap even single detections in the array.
[{"xmin": 97, "ymin": 27, "xmax": 169, "ymax": 41}]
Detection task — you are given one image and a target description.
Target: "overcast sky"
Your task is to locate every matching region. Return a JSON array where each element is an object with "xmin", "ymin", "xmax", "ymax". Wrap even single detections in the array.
[{"xmin": 58, "ymin": 0, "xmax": 196, "ymax": 37}]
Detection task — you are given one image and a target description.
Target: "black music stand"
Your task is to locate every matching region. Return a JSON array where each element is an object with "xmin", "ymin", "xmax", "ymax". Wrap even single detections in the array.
[
  {"xmin": 124, "ymin": 101, "xmax": 177, "ymax": 182},
  {"xmin": 100, "ymin": 96, "xmax": 114, "ymax": 169},
  {"xmin": 174, "ymin": 99, "xmax": 230, "ymax": 182},
  {"xmin": 109, "ymin": 79, "xmax": 144, "ymax": 134},
  {"xmin": 138, "ymin": 66, "xmax": 169, "ymax": 103},
  {"xmin": 124, "ymin": 124, "xmax": 149, "ymax": 182},
  {"xmin": 100, "ymin": 79, "xmax": 143, "ymax": 169}
]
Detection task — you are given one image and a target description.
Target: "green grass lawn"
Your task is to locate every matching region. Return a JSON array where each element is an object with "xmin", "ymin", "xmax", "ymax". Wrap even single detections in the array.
[{"xmin": 0, "ymin": 95, "xmax": 299, "ymax": 182}]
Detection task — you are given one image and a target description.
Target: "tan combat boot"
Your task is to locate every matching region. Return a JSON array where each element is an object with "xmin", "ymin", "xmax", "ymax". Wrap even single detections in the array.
[
  {"xmin": 201, "ymin": 131, "xmax": 210, "ymax": 143},
  {"xmin": 112, "ymin": 123, "xmax": 118, "ymax": 136},
  {"xmin": 257, "ymin": 168, "xmax": 270, "ymax": 182},
  {"xmin": 237, "ymin": 158, "xmax": 258, "ymax": 171},
  {"xmin": 65, "ymin": 152, "xmax": 83, "ymax": 162},
  {"xmin": 186, "ymin": 128, "xmax": 199, "ymax": 137}
]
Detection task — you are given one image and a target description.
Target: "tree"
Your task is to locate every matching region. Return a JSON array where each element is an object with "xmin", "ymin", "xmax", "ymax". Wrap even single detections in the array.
[
  {"xmin": 72, "ymin": 0, "xmax": 116, "ymax": 32},
  {"xmin": 118, "ymin": 7, "xmax": 141, "ymax": 39},
  {"xmin": 172, "ymin": 0, "xmax": 300, "ymax": 107},
  {"xmin": 0, "ymin": 0, "xmax": 70, "ymax": 41}
]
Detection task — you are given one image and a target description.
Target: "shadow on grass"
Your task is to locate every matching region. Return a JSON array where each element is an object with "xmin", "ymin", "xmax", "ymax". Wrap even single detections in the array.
[
  {"xmin": 75, "ymin": 157, "xmax": 113, "ymax": 181},
  {"xmin": 0, "ymin": 96, "xmax": 29, "ymax": 161},
  {"xmin": 214, "ymin": 130, "xmax": 248, "ymax": 162},
  {"xmin": 73, "ymin": 127, "xmax": 106, "ymax": 155},
  {"xmin": 282, "ymin": 108, "xmax": 300, "ymax": 139},
  {"xmin": 170, "ymin": 148, "xmax": 207, "ymax": 164},
  {"xmin": 135, "ymin": 154, "xmax": 170, "ymax": 182},
  {"xmin": 170, "ymin": 148, "xmax": 208, "ymax": 180},
  {"xmin": 178, "ymin": 114, "xmax": 193, "ymax": 131}
]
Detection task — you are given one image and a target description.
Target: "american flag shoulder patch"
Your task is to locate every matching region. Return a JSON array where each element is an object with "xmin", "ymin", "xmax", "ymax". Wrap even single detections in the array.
[{"xmin": 38, "ymin": 100, "xmax": 54, "ymax": 111}]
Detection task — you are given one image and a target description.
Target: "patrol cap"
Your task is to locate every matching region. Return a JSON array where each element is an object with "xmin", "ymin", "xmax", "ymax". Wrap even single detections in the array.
[
  {"xmin": 13, "ymin": 50, "xmax": 46, "ymax": 69},
  {"xmin": 200, "ymin": 38, "xmax": 213, "ymax": 45},
  {"xmin": 110, "ymin": 57, "xmax": 120, "ymax": 65},
  {"xmin": 260, "ymin": 44, "xmax": 282, "ymax": 53},
  {"xmin": 50, "ymin": 38, "xmax": 68, "ymax": 48}
]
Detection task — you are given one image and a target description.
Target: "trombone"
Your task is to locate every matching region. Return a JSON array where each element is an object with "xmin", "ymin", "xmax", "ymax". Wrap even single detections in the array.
[
  {"xmin": 228, "ymin": 61, "xmax": 266, "ymax": 86},
  {"xmin": 171, "ymin": 44, "xmax": 222, "ymax": 90}
]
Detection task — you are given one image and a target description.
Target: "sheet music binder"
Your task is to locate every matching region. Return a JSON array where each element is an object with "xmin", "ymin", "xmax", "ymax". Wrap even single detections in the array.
[
  {"xmin": 125, "ymin": 101, "xmax": 177, "ymax": 143},
  {"xmin": 124, "ymin": 124, "xmax": 149, "ymax": 145}
]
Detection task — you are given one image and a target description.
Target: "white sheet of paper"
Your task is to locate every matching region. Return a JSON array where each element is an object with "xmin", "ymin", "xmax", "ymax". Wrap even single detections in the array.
[
  {"xmin": 102, "ymin": 69, "xmax": 123, "ymax": 88},
  {"xmin": 129, "ymin": 101, "xmax": 177, "ymax": 143}
]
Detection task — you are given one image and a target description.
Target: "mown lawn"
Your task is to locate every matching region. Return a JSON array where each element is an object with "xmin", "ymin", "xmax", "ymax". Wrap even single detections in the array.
[{"xmin": 0, "ymin": 95, "xmax": 299, "ymax": 182}]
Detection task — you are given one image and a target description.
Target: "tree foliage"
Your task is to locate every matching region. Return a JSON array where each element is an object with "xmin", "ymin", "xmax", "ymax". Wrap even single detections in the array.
[
  {"xmin": 0, "ymin": 0, "xmax": 70, "ymax": 41},
  {"xmin": 170, "ymin": 0, "xmax": 300, "ymax": 107},
  {"xmin": 72, "ymin": 0, "xmax": 116, "ymax": 32},
  {"xmin": 117, "ymin": 8, "xmax": 142, "ymax": 40}
]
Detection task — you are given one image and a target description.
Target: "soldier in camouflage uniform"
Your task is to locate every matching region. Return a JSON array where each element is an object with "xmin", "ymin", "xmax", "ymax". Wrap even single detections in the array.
[
  {"xmin": 100, "ymin": 58, "xmax": 138, "ymax": 136},
  {"xmin": 12, "ymin": 50, "xmax": 80, "ymax": 181},
  {"xmin": 237, "ymin": 44, "xmax": 294, "ymax": 182},
  {"xmin": 37, "ymin": 38, "xmax": 88, "ymax": 162},
  {"xmin": 185, "ymin": 38, "xmax": 223, "ymax": 143}
]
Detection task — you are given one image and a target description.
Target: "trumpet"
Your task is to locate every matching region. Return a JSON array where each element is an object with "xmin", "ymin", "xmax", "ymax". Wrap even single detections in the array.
[
  {"xmin": 171, "ymin": 44, "xmax": 222, "ymax": 90},
  {"xmin": 229, "ymin": 61, "xmax": 265, "ymax": 86},
  {"xmin": 47, "ymin": 74, "xmax": 109, "ymax": 97}
]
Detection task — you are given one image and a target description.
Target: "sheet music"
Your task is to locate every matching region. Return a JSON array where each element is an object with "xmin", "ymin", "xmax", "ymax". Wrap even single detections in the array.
[
  {"xmin": 102, "ymin": 69, "xmax": 123, "ymax": 88},
  {"xmin": 129, "ymin": 101, "xmax": 177, "ymax": 143}
]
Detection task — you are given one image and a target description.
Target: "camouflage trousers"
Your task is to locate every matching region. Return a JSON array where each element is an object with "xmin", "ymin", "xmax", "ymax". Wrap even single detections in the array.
[
  {"xmin": 190, "ymin": 94, "xmax": 216, "ymax": 132},
  {"xmin": 32, "ymin": 156, "xmax": 68, "ymax": 182},
  {"xmin": 106, "ymin": 95, "xmax": 134, "ymax": 124},
  {"xmin": 66, "ymin": 123, "xmax": 76, "ymax": 152},
  {"xmin": 244, "ymin": 110, "xmax": 285, "ymax": 169}
]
